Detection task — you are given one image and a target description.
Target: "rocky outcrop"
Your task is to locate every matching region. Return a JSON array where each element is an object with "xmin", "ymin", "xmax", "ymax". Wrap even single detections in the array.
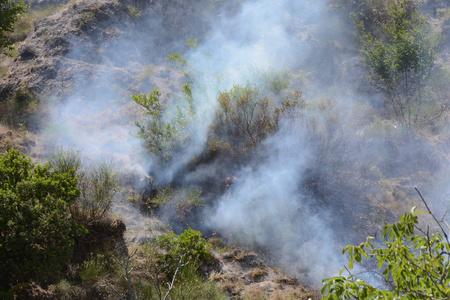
[
  {"xmin": 0, "ymin": 0, "xmax": 135, "ymax": 100},
  {"xmin": 0, "ymin": 0, "xmax": 212, "ymax": 102}
]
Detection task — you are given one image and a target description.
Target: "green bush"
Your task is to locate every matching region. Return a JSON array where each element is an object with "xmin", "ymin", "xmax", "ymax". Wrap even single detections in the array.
[
  {"xmin": 354, "ymin": 0, "xmax": 441, "ymax": 128},
  {"xmin": 0, "ymin": 0, "xmax": 27, "ymax": 49},
  {"xmin": 133, "ymin": 88, "xmax": 193, "ymax": 164},
  {"xmin": 155, "ymin": 228, "xmax": 213, "ymax": 278},
  {"xmin": 322, "ymin": 204, "xmax": 450, "ymax": 299},
  {"xmin": 0, "ymin": 149, "xmax": 82, "ymax": 293}
]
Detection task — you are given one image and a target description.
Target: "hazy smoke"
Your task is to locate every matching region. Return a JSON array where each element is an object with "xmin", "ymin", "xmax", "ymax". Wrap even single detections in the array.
[
  {"xmin": 40, "ymin": 0, "xmax": 346, "ymax": 284},
  {"xmin": 40, "ymin": 0, "xmax": 450, "ymax": 287},
  {"xmin": 205, "ymin": 120, "xmax": 344, "ymax": 283}
]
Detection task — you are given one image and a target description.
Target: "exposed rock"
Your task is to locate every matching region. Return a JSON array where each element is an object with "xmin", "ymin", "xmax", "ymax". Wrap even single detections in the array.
[
  {"xmin": 0, "ymin": 0, "xmax": 213, "ymax": 102},
  {"xmin": 19, "ymin": 1, "xmax": 134, "ymax": 94},
  {"xmin": 18, "ymin": 44, "xmax": 38, "ymax": 61}
]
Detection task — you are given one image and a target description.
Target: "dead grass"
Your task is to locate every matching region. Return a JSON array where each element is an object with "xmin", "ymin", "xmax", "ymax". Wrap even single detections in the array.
[
  {"xmin": 220, "ymin": 278, "xmax": 244, "ymax": 296},
  {"xmin": 250, "ymin": 267, "xmax": 268, "ymax": 278},
  {"xmin": 243, "ymin": 287, "xmax": 269, "ymax": 300}
]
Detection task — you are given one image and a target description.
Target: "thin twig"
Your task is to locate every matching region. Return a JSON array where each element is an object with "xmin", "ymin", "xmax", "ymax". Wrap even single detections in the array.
[{"xmin": 415, "ymin": 187, "xmax": 448, "ymax": 240}]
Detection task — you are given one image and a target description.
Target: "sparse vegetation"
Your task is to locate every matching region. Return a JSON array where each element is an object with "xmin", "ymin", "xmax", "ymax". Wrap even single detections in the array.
[
  {"xmin": 0, "ymin": 87, "xmax": 39, "ymax": 127},
  {"xmin": 7, "ymin": 3, "xmax": 65, "ymax": 45}
]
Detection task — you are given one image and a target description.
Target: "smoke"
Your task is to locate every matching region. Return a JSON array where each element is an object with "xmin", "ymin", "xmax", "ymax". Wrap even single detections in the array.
[
  {"xmin": 39, "ymin": 0, "xmax": 346, "ymax": 284},
  {"xmin": 38, "ymin": 0, "xmax": 450, "ymax": 287},
  {"xmin": 43, "ymin": 73, "xmax": 150, "ymax": 177},
  {"xmin": 153, "ymin": 0, "xmax": 328, "ymax": 180},
  {"xmin": 205, "ymin": 120, "xmax": 344, "ymax": 283}
]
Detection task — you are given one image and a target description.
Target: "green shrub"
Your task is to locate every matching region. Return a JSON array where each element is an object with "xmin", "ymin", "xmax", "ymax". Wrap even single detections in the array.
[
  {"xmin": 133, "ymin": 87, "xmax": 194, "ymax": 164},
  {"xmin": 156, "ymin": 228, "xmax": 213, "ymax": 278},
  {"xmin": 0, "ymin": 149, "xmax": 82, "ymax": 292},
  {"xmin": 354, "ymin": 0, "xmax": 441, "ymax": 128},
  {"xmin": 322, "ymin": 203, "xmax": 450, "ymax": 299},
  {"xmin": 0, "ymin": 0, "xmax": 27, "ymax": 49}
]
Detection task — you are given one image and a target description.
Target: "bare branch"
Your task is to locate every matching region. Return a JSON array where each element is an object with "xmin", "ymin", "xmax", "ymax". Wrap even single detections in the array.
[{"xmin": 415, "ymin": 187, "xmax": 448, "ymax": 240}]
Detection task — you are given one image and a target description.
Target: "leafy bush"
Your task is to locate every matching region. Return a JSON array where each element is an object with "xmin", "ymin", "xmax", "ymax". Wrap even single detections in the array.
[
  {"xmin": 322, "ymin": 200, "xmax": 450, "ymax": 299},
  {"xmin": 354, "ymin": 0, "xmax": 441, "ymax": 128},
  {"xmin": 0, "ymin": 149, "xmax": 81, "ymax": 292},
  {"xmin": 155, "ymin": 228, "xmax": 213, "ymax": 278}
]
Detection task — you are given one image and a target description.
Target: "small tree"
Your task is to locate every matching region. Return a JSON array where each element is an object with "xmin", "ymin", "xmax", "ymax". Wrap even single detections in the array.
[
  {"xmin": 322, "ymin": 189, "xmax": 450, "ymax": 299},
  {"xmin": 0, "ymin": 0, "xmax": 27, "ymax": 49},
  {"xmin": 0, "ymin": 149, "xmax": 81, "ymax": 293},
  {"xmin": 354, "ymin": 0, "xmax": 440, "ymax": 128},
  {"xmin": 133, "ymin": 87, "xmax": 194, "ymax": 164}
]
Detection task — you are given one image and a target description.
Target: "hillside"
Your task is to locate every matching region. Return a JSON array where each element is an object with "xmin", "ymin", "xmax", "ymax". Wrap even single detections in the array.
[{"xmin": 1, "ymin": 0, "xmax": 450, "ymax": 299}]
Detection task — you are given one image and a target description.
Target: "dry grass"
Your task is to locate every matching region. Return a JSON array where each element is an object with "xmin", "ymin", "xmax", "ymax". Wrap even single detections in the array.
[
  {"xmin": 9, "ymin": 4, "xmax": 67, "ymax": 44},
  {"xmin": 243, "ymin": 287, "xmax": 269, "ymax": 300},
  {"xmin": 250, "ymin": 267, "xmax": 268, "ymax": 278},
  {"xmin": 220, "ymin": 279, "xmax": 244, "ymax": 296}
]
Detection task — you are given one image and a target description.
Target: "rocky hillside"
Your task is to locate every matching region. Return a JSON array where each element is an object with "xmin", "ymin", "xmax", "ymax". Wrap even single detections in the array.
[
  {"xmin": 2, "ymin": 0, "xmax": 450, "ymax": 299},
  {"xmin": 0, "ymin": 0, "xmax": 211, "ymax": 99}
]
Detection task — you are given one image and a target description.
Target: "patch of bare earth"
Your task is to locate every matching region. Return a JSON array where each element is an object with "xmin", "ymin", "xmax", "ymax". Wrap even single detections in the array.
[
  {"xmin": 0, "ymin": 124, "xmax": 39, "ymax": 156},
  {"xmin": 210, "ymin": 248, "xmax": 320, "ymax": 300}
]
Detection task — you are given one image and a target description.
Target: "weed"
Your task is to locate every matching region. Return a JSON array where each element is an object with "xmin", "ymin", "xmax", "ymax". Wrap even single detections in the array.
[
  {"xmin": 220, "ymin": 278, "xmax": 244, "ymax": 296},
  {"xmin": 79, "ymin": 255, "xmax": 110, "ymax": 284},
  {"xmin": 127, "ymin": 5, "xmax": 142, "ymax": 18},
  {"xmin": 0, "ymin": 66, "xmax": 8, "ymax": 77},
  {"xmin": 80, "ymin": 11, "xmax": 96, "ymax": 29},
  {"xmin": 437, "ymin": 8, "xmax": 450, "ymax": 21}
]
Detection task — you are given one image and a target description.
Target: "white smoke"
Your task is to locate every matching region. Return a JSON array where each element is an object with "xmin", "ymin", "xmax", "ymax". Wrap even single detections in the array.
[
  {"xmin": 39, "ymin": 0, "xmax": 450, "ymax": 287},
  {"xmin": 206, "ymin": 120, "xmax": 343, "ymax": 283}
]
